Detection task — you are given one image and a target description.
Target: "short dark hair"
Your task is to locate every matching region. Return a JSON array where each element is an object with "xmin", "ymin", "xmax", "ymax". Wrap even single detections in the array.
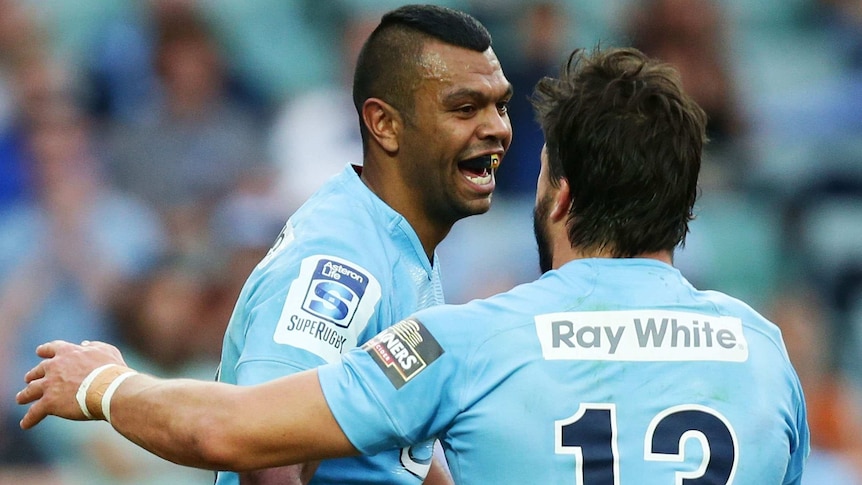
[
  {"xmin": 352, "ymin": 4, "xmax": 492, "ymax": 149},
  {"xmin": 532, "ymin": 47, "xmax": 707, "ymax": 257}
]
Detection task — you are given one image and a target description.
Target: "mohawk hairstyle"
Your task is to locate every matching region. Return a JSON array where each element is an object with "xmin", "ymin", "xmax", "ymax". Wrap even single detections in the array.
[{"xmin": 352, "ymin": 4, "xmax": 492, "ymax": 149}]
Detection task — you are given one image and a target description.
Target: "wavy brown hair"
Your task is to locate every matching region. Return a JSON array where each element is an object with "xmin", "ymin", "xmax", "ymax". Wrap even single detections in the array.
[{"xmin": 532, "ymin": 47, "xmax": 707, "ymax": 257}]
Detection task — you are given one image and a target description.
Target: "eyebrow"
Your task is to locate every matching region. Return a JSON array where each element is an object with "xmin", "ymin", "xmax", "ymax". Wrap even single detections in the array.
[{"xmin": 442, "ymin": 83, "xmax": 514, "ymax": 104}]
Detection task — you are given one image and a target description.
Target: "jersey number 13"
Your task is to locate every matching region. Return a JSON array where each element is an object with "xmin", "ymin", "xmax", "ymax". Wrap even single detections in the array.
[{"xmin": 556, "ymin": 403, "xmax": 737, "ymax": 484}]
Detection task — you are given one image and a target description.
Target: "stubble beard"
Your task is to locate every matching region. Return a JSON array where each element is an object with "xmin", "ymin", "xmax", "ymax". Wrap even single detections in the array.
[{"xmin": 533, "ymin": 193, "xmax": 554, "ymax": 274}]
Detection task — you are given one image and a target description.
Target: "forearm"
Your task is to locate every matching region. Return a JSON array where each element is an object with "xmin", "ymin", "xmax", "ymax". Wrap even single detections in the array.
[
  {"xmin": 18, "ymin": 340, "xmax": 358, "ymax": 472},
  {"xmin": 109, "ymin": 374, "xmax": 245, "ymax": 470},
  {"xmin": 106, "ymin": 369, "xmax": 357, "ymax": 471}
]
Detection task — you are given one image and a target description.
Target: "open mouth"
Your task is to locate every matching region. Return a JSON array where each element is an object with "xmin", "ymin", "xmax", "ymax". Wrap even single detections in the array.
[{"xmin": 458, "ymin": 154, "xmax": 500, "ymax": 185}]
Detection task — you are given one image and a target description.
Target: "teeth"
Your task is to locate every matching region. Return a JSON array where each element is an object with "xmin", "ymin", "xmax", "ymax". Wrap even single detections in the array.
[{"xmin": 465, "ymin": 170, "xmax": 492, "ymax": 185}]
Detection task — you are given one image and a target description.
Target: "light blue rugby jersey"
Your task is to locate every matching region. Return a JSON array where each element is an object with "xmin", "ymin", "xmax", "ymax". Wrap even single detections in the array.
[
  {"xmin": 216, "ymin": 164, "xmax": 445, "ymax": 485},
  {"xmin": 319, "ymin": 258, "xmax": 810, "ymax": 485}
]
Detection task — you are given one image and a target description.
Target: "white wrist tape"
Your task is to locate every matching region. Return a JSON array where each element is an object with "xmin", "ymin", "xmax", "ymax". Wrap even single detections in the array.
[
  {"xmin": 101, "ymin": 370, "xmax": 138, "ymax": 424},
  {"xmin": 76, "ymin": 364, "xmax": 117, "ymax": 420}
]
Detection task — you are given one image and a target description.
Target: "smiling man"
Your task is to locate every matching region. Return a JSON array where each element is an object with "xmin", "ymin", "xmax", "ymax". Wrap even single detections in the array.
[
  {"xmin": 206, "ymin": 5, "xmax": 511, "ymax": 485},
  {"xmin": 60, "ymin": 5, "xmax": 509, "ymax": 485}
]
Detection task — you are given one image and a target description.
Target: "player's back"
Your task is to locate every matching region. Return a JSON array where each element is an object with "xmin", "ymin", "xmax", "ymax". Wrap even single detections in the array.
[{"xmin": 421, "ymin": 258, "xmax": 808, "ymax": 484}]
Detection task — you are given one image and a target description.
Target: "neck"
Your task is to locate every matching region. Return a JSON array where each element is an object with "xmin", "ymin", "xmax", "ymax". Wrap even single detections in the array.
[
  {"xmin": 553, "ymin": 246, "xmax": 674, "ymax": 269},
  {"xmin": 359, "ymin": 163, "xmax": 449, "ymax": 262}
]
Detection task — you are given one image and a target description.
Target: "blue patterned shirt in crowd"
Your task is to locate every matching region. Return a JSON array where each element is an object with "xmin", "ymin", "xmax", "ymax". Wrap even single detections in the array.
[
  {"xmin": 319, "ymin": 258, "xmax": 810, "ymax": 484},
  {"xmin": 216, "ymin": 164, "xmax": 445, "ymax": 485}
]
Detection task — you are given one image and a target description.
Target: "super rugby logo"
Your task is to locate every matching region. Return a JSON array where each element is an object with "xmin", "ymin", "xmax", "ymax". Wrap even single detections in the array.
[
  {"xmin": 275, "ymin": 255, "xmax": 381, "ymax": 364},
  {"xmin": 364, "ymin": 318, "xmax": 443, "ymax": 389},
  {"xmin": 302, "ymin": 259, "xmax": 369, "ymax": 327}
]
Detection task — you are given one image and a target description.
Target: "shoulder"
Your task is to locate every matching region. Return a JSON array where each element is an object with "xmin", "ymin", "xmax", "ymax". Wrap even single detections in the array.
[
  {"xmin": 263, "ymin": 179, "xmax": 395, "ymax": 276},
  {"xmin": 290, "ymin": 170, "xmax": 397, "ymax": 252},
  {"xmin": 242, "ymin": 176, "xmax": 399, "ymax": 318},
  {"xmin": 412, "ymin": 278, "xmax": 550, "ymax": 350},
  {"xmin": 699, "ymin": 290, "xmax": 780, "ymax": 336},
  {"xmin": 244, "ymin": 217, "xmax": 392, "ymax": 323},
  {"xmin": 697, "ymin": 289, "xmax": 795, "ymax": 366}
]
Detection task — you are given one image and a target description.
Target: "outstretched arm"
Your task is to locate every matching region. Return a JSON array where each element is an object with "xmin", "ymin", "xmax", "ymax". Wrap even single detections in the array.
[{"xmin": 17, "ymin": 340, "xmax": 358, "ymax": 471}]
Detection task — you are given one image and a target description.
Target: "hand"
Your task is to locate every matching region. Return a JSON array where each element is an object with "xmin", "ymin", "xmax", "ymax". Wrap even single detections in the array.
[{"xmin": 16, "ymin": 340, "xmax": 127, "ymax": 429}]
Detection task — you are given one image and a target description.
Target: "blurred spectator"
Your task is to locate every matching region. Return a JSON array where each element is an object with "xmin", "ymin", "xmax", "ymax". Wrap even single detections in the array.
[
  {"xmin": 627, "ymin": 0, "xmax": 744, "ymax": 145},
  {"xmin": 674, "ymin": 189, "xmax": 784, "ymax": 312},
  {"xmin": 850, "ymin": 290, "xmax": 862, "ymax": 395},
  {"xmin": 83, "ymin": 0, "xmax": 268, "ymax": 125},
  {"xmin": 781, "ymin": 176, "xmax": 862, "ymax": 303},
  {"xmin": 0, "ymin": 117, "xmax": 32, "ymax": 208},
  {"xmin": 28, "ymin": 255, "xmax": 219, "ymax": 485},
  {"xmin": 15, "ymin": 157, "xmax": 287, "ymax": 485},
  {"xmin": 102, "ymin": 2, "xmax": 268, "ymax": 258},
  {"xmin": 267, "ymin": 10, "xmax": 375, "ymax": 214},
  {"xmin": 627, "ymin": 0, "xmax": 749, "ymax": 188},
  {"xmin": 734, "ymin": 0, "xmax": 861, "ymax": 202},
  {"xmin": 0, "ymin": 0, "xmax": 44, "ymax": 208},
  {"xmin": 117, "ymin": 255, "xmax": 218, "ymax": 375},
  {"xmin": 81, "ymin": 1, "xmax": 161, "ymax": 125},
  {"xmin": 769, "ymin": 287, "xmax": 862, "ymax": 484},
  {"xmin": 201, "ymin": 171, "xmax": 288, "ymax": 361},
  {"xmin": 494, "ymin": 0, "xmax": 569, "ymax": 198},
  {"xmin": 817, "ymin": 0, "xmax": 862, "ymax": 70},
  {"xmin": 0, "ymin": 57, "xmax": 166, "ymax": 475}
]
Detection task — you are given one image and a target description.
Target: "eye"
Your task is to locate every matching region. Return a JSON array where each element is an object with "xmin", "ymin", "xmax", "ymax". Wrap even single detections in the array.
[
  {"xmin": 497, "ymin": 100, "xmax": 509, "ymax": 114},
  {"xmin": 457, "ymin": 105, "xmax": 477, "ymax": 115}
]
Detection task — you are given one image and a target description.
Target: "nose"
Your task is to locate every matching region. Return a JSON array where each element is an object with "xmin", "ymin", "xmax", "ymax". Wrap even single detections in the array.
[{"xmin": 478, "ymin": 108, "xmax": 512, "ymax": 146}]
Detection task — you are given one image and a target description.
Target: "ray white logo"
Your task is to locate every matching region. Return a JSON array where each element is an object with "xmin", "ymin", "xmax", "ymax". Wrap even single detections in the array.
[{"xmin": 535, "ymin": 310, "xmax": 748, "ymax": 362}]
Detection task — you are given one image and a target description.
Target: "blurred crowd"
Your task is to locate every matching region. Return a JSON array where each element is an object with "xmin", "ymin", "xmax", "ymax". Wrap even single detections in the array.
[{"xmin": 0, "ymin": 0, "xmax": 860, "ymax": 483}]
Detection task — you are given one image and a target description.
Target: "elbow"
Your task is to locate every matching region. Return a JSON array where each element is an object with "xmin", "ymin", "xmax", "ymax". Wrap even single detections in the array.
[
  {"xmin": 168, "ymin": 386, "xmax": 311, "ymax": 471},
  {"xmin": 134, "ymin": 408, "xmax": 247, "ymax": 470},
  {"xmin": 187, "ymin": 392, "xmax": 296, "ymax": 472},
  {"xmin": 191, "ymin": 413, "xmax": 254, "ymax": 471}
]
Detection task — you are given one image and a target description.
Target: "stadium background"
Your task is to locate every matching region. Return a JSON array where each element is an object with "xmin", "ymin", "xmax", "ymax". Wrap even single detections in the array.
[{"xmin": 0, "ymin": 0, "xmax": 860, "ymax": 483}]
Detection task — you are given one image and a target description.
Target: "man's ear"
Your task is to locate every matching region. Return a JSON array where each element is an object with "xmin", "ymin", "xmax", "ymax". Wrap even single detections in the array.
[
  {"xmin": 550, "ymin": 178, "xmax": 572, "ymax": 222},
  {"xmin": 361, "ymin": 98, "xmax": 401, "ymax": 154}
]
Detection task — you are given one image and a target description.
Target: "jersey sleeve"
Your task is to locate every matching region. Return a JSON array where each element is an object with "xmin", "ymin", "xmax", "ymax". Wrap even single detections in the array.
[
  {"xmin": 317, "ymin": 317, "xmax": 461, "ymax": 455},
  {"xmin": 231, "ymin": 223, "xmax": 386, "ymax": 384}
]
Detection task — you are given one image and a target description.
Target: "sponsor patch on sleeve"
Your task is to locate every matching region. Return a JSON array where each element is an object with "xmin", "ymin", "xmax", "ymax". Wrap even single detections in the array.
[
  {"xmin": 274, "ymin": 255, "xmax": 381, "ymax": 364},
  {"xmin": 362, "ymin": 318, "xmax": 443, "ymax": 389}
]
